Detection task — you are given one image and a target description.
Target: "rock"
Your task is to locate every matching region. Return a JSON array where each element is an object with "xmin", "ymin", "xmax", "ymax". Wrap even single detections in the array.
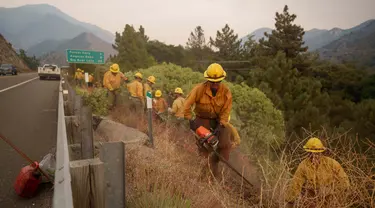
[{"xmin": 95, "ymin": 119, "xmax": 148, "ymax": 145}]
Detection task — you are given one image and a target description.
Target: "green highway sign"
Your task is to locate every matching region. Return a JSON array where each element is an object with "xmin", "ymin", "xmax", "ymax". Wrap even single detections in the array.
[{"xmin": 66, "ymin": 49, "xmax": 105, "ymax": 64}]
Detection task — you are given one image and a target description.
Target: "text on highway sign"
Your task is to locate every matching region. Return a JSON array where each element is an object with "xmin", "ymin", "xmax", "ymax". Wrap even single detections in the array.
[{"xmin": 66, "ymin": 49, "xmax": 105, "ymax": 64}]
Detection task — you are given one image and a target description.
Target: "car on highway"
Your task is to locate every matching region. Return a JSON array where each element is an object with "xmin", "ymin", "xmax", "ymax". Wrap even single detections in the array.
[
  {"xmin": 38, "ymin": 64, "xmax": 61, "ymax": 80},
  {"xmin": 0, "ymin": 64, "xmax": 18, "ymax": 76}
]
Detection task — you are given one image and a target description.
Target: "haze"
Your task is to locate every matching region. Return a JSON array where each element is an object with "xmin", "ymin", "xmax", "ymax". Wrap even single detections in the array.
[{"xmin": 1, "ymin": 0, "xmax": 375, "ymax": 45}]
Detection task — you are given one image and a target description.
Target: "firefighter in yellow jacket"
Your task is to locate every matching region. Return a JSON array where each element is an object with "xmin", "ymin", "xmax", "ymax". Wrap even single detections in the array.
[
  {"xmin": 286, "ymin": 137, "xmax": 350, "ymax": 207},
  {"xmin": 144, "ymin": 76, "xmax": 156, "ymax": 96},
  {"xmin": 103, "ymin": 64, "xmax": 128, "ymax": 109},
  {"xmin": 183, "ymin": 63, "xmax": 234, "ymax": 180},
  {"xmin": 169, "ymin": 88, "xmax": 185, "ymax": 120},
  {"xmin": 153, "ymin": 90, "xmax": 168, "ymax": 121},
  {"xmin": 127, "ymin": 72, "xmax": 144, "ymax": 113},
  {"xmin": 74, "ymin": 68, "xmax": 84, "ymax": 86}
]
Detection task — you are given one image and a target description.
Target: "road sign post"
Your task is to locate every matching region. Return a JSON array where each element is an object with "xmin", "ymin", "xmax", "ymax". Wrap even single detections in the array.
[
  {"xmin": 84, "ymin": 72, "xmax": 89, "ymax": 89},
  {"xmin": 66, "ymin": 49, "xmax": 105, "ymax": 64},
  {"xmin": 146, "ymin": 91, "xmax": 153, "ymax": 147}
]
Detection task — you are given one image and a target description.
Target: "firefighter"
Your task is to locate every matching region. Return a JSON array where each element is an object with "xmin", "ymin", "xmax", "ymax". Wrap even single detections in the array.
[
  {"xmin": 168, "ymin": 87, "xmax": 185, "ymax": 123},
  {"xmin": 286, "ymin": 137, "xmax": 350, "ymax": 207},
  {"xmin": 88, "ymin": 73, "xmax": 94, "ymax": 88},
  {"xmin": 183, "ymin": 63, "xmax": 233, "ymax": 180},
  {"xmin": 74, "ymin": 68, "xmax": 84, "ymax": 86},
  {"xmin": 144, "ymin": 76, "xmax": 156, "ymax": 96},
  {"xmin": 127, "ymin": 72, "xmax": 144, "ymax": 113},
  {"xmin": 103, "ymin": 63, "xmax": 128, "ymax": 110},
  {"xmin": 153, "ymin": 90, "xmax": 168, "ymax": 121}
]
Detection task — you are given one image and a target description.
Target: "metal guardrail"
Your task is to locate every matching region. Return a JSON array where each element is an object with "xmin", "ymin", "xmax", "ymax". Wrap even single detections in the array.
[{"xmin": 53, "ymin": 80, "xmax": 74, "ymax": 208}]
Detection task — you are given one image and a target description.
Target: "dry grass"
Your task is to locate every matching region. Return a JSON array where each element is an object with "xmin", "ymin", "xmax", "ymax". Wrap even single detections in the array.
[
  {"xmin": 110, "ymin": 105, "xmax": 256, "ymax": 208},
  {"xmin": 109, "ymin": 105, "xmax": 375, "ymax": 208}
]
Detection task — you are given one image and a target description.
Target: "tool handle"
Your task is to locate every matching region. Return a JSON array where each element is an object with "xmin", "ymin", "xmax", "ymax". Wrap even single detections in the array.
[{"xmin": 0, "ymin": 133, "xmax": 54, "ymax": 184}]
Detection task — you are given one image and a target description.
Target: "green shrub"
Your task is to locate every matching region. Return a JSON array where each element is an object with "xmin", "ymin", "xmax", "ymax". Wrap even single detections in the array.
[{"xmin": 75, "ymin": 87, "xmax": 109, "ymax": 116}]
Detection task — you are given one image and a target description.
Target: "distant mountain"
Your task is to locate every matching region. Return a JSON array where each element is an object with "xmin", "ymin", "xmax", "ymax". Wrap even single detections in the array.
[
  {"xmin": 27, "ymin": 39, "xmax": 67, "ymax": 57},
  {"xmin": 0, "ymin": 4, "xmax": 114, "ymax": 49},
  {"xmin": 38, "ymin": 32, "xmax": 117, "ymax": 66},
  {"xmin": 241, "ymin": 27, "xmax": 272, "ymax": 43},
  {"xmin": 0, "ymin": 34, "xmax": 30, "ymax": 71},
  {"xmin": 241, "ymin": 19, "xmax": 375, "ymax": 51},
  {"xmin": 318, "ymin": 20, "xmax": 375, "ymax": 68}
]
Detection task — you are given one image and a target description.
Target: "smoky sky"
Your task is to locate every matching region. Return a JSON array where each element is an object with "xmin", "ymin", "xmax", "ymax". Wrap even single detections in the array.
[{"xmin": 1, "ymin": 0, "xmax": 375, "ymax": 45}]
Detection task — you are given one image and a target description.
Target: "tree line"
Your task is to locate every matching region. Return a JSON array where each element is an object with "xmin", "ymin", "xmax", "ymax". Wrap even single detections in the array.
[{"xmin": 110, "ymin": 5, "xmax": 375, "ymax": 142}]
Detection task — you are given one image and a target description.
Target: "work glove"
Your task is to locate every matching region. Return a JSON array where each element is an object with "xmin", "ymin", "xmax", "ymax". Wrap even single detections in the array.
[
  {"xmin": 189, "ymin": 119, "xmax": 197, "ymax": 131},
  {"xmin": 212, "ymin": 124, "xmax": 224, "ymax": 136},
  {"xmin": 167, "ymin": 107, "xmax": 172, "ymax": 113}
]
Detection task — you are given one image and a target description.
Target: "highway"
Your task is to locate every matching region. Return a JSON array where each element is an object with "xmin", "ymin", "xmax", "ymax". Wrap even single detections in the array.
[{"xmin": 0, "ymin": 73, "xmax": 58, "ymax": 207}]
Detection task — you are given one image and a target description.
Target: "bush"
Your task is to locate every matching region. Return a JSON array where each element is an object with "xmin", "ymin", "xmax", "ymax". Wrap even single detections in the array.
[
  {"xmin": 75, "ymin": 87, "xmax": 109, "ymax": 116},
  {"xmin": 226, "ymin": 82, "xmax": 285, "ymax": 156}
]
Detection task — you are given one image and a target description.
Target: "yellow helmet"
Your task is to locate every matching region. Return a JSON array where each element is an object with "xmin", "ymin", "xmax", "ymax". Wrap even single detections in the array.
[
  {"xmin": 76, "ymin": 68, "xmax": 81, "ymax": 72},
  {"xmin": 303, "ymin": 137, "xmax": 326, "ymax": 153},
  {"xmin": 135, "ymin": 72, "xmax": 143, "ymax": 79},
  {"xmin": 174, "ymin": 87, "xmax": 183, "ymax": 94},
  {"xmin": 147, "ymin": 76, "xmax": 156, "ymax": 84},
  {"xmin": 110, "ymin": 63, "xmax": 120, "ymax": 73},
  {"xmin": 155, "ymin": 90, "xmax": 162, "ymax": 97},
  {"xmin": 204, "ymin": 63, "xmax": 226, "ymax": 82}
]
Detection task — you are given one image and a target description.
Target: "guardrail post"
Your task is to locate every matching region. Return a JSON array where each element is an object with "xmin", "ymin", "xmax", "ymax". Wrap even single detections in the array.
[
  {"xmin": 81, "ymin": 106, "xmax": 94, "ymax": 159},
  {"xmin": 70, "ymin": 158, "xmax": 105, "ymax": 208},
  {"xmin": 99, "ymin": 141, "xmax": 125, "ymax": 208}
]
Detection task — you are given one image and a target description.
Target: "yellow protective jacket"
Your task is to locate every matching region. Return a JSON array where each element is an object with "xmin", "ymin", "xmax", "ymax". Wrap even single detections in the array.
[
  {"xmin": 88, "ymin": 75, "xmax": 94, "ymax": 83},
  {"xmin": 286, "ymin": 156, "xmax": 350, "ymax": 203},
  {"xmin": 171, "ymin": 97, "xmax": 185, "ymax": 118},
  {"xmin": 183, "ymin": 82, "xmax": 232, "ymax": 125},
  {"xmin": 75, "ymin": 72, "xmax": 83, "ymax": 80},
  {"xmin": 127, "ymin": 80, "xmax": 144, "ymax": 99},
  {"xmin": 103, "ymin": 71, "xmax": 126, "ymax": 91},
  {"xmin": 153, "ymin": 98, "xmax": 168, "ymax": 113},
  {"xmin": 144, "ymin": 83, "xmax": 152, "ymax": 97}
]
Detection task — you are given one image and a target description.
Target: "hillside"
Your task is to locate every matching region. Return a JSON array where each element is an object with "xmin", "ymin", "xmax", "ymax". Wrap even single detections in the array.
[
  {"xmin": 39, "ymin": 33, "xmax": 117, "ymax": 66},
  {"xmin": 0, "ymin": 4, "xmax": 114, "ymax": 49},
  {"xmin": 241, "ymin": 19, "xmax": 375, "ymax": 51},
  {"xmin": 318, "ymin": 20, "xmax": 375, "ymax": 68},
  {"xmin": 0, "ymin": 34, "xmax": 30, "ymax": 72}
]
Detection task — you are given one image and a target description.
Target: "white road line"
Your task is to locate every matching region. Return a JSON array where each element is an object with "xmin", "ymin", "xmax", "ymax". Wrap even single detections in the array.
[{"xmin": 0, "ymin": 77, "xmax": 39, "ymax": 93}]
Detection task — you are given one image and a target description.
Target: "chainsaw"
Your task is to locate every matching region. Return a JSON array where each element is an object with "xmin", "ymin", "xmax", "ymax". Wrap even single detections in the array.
[{"xmin": 191, "ymin": 126, "xmax": 254, "ymax": 187}]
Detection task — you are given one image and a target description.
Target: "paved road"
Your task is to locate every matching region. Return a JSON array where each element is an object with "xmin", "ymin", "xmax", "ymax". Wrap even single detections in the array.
[{"xmin": 0, "ymin": 73, "xmax": 58, "ymax": 207}]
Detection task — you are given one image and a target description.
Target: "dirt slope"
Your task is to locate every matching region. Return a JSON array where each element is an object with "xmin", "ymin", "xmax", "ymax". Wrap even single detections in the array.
[{"xmin": 0, "ymin": 33, "xmax": 30, "ymax": 72}]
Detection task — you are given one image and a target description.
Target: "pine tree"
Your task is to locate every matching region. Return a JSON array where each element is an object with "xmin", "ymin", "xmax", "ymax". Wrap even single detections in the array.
[
  {"xmin": 259, "ymin": 5, "xmax": 307, "ymax": 59},
  {"xmin": 210, "ymin": 24, "xmax": 241, "ymax": 60},
  {"xmin": 138, "ymin": 25, "xmax": 149, "ymax": 42},
  {"xmin": 186, "ymin": 26, "xmax": 214, "ymax": 71},
  {"xmin": 241, "ymin": 35, "xmax": 257, "ymax": 60},
  {"xmin": 186, "ymin": 26, "xmax": 206, "ymax": 50},
  {"xmin": 112, "ymin": 24, "xmax": 155, "ymax": 72}
]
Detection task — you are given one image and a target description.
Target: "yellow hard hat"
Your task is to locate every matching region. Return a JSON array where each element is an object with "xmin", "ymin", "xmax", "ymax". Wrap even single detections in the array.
[
  {"xmin": 147, "ymin": 76, "xmax": 156, "ymax": 84},
  {"xmin": 204, "ymin": 63, "xmax": 226, "ymax": 82},
  {"xmin": 135, "ymin": 72, "xmax": 143, "ymax": 79},
  {"xmin": 174, "ymin": 87, "xmax": 183, "ymax": 94},
  {"xmin": 110, "ymin": 63, "xmax": 120, "ymax": 73},
  {"xmin": 303, "ymin": 137, "xmax": 326, "ymax": 153},
  {"xmin": 155, "ymin": 90, "xmax": 162, "ymax": 97},
  {"xmin": 76, "ymin": 68, "xmax": 81, "ymax": 72}
]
